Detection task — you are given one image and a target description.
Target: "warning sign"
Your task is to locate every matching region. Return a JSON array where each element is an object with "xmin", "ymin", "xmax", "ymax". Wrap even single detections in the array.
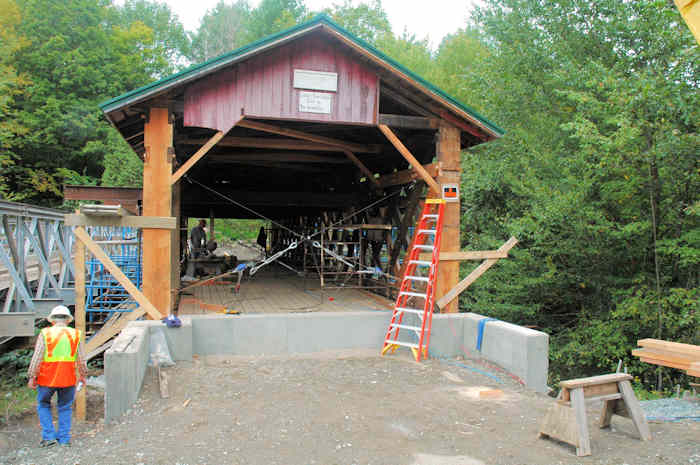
[{"xmin": 442, "ymin": 184, "xmax": 459, "ymax": 202}]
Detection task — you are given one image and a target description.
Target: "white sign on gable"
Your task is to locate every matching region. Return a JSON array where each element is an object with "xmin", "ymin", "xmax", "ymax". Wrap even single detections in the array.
[
  {"xmin": 293, "ymin": 69, "xmax": 338, "ymax": 92},
  {"xmin": 299, "ymin": 91, "xmax": 332, "ymax": 114}
]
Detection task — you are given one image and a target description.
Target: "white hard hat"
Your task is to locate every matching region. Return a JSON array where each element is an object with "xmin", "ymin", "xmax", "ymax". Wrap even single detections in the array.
[{"xmin": 48, "ymin": 305, "xmax": 73, "ymax": 321}]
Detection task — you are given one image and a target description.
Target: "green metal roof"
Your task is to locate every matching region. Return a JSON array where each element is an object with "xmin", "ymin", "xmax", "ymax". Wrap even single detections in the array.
[{"xmin": 100, "ymin": 14, "xmax": 504, "ymax": 137}]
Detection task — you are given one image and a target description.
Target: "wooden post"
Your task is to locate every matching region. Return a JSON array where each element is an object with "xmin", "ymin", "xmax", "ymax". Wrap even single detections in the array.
[
  {"xmin": 171, "ymin": 182, "xmax": 181, "ymax": 313},
  {"xmin": 436, "ymin": 124, "xmax": 461, "ymax": 313},
  {"xmin": 74, "ymin": 238, "xmax": 86, "ymax": 421},
  {"xmin": 142, "ymin": 107, "xmax": 173, "ymax": 317}
]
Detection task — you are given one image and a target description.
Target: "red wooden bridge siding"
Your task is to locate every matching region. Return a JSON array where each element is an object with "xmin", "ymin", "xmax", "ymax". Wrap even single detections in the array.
[{"xmin": 184, "ymin": 35, "xmax": 379, "ymax": 131}]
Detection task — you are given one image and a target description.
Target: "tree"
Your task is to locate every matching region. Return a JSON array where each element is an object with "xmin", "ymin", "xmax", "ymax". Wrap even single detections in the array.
[
  {"xmin": 323, "ymin": 0, "xmax": 391, "ymax": 45},
  {"xmin": 111, "ymin": 0, "xmax": 191, "ymax": 75},
  {"xmin": 190, "ymin": 0, "xmax": 251, "ymax": 63},
  {"xmin": 244, "ymin": 0, "xmax": 307, "ymax": 43},
  {"xmin": 1, "ymin": 0, "xmax": 188, "ymax": 205},
  {"xmin": 449, "ymin": 0, "xmax": 699, "ymax": 385}
]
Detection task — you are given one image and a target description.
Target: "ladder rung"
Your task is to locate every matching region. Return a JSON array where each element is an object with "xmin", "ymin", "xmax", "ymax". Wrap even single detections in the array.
[
  {"xmin": 414, "ymin": 245, "xmax": 434, "ymax": 250},
  {"xmin": 390, "ymin": 323, "xmax": 423, "ymax": 332},
  {"xmin": 423, "ymin": 214, "xmax": 438, "ymax": 219},
  {"xmin": 404, "ymin": 275, "xmax": 429, "ymax": 282},
  {"xmin": 395, "ymin": 307, "xmax": 425, "ymax": 315},
  {"xmin": 409, "ymin": 260, "xmax": 432, "ymax": 266},
  {"xmin": 418, "ymin": 229, "xmax": 436, "ymax": 235},
  {"xmin": 399, "ymin": 291, "xmax": 427, "ymax": 298},
  {"xmin": 384, "ymin": 340, "xmax": 419, "ymax": 349}
]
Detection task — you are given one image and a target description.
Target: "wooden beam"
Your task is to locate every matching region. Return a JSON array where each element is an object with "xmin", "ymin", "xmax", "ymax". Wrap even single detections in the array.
[
  {"xmin": 178, "ymin": 136, "xmax": 383, "ymax": 153},
  {"xmin": 171, "ymin": 130, "xmax": 227, "ymax": 185},
  {"xmin": 637, "ymin": 339, "xmax": 700, "ymax": 358},
  {"xmin": 237, "ymin": 119, "xmax": 376, "ymax": 154},
  {"xmin": 210, "ymin": 152, "xmax": 352, "ymax": 164},
  {"xmin": 378, "ymin": 163, "xmax": 438, "ymax": 188},
  {"xmin": 378, "ymin": 114, "xmax": 440, "ymax": 129},
  {"xmin": 84, "ymin": 308, "xmax": 147, "ymax": 354},
  {"xmin": 436, "ymin": 237, "xmax": 518, "ymax": 310},
  {"xmin": 74, "ymin": 227, "xmax": 164, "ymax": 320},
  {"xmin": 64, "ymin": 214, "xmax": 176, "ymax": 229},
  {"xmin": 378, "ymin": 125, "xmax": 440, "ymax": 193},
  {"xmin": 343, "ymin": 150, "xmax": 380, "ymax": 187},
  {"xmin": 419, "ymin": 250, "xmax": 510, "ymax": 261},
  {"xmin": 74, "ymin": 236, "xmax": 86, "ymax": 422},
  {"xmin": 380, "ymin": 86, "xmax": 433, "ymax": 117},
  {"xmin": 63, "ymin": 185, "xmax": 142, "ymax": 203},
  {"xmin": 184, "ymin": 190, "xmax": 360, "ymax": 208}
]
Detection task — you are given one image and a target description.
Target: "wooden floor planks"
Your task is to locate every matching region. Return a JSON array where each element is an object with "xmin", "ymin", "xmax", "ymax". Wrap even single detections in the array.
[{"xmin": 177, "ymin": 270, "xmax": 393, "ymax": 315}]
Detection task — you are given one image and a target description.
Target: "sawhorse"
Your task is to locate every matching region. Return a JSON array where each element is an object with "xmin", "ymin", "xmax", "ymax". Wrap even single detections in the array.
[{"xmin": 539, "ymin": 373, "xmax": 651, "ymax": 456}]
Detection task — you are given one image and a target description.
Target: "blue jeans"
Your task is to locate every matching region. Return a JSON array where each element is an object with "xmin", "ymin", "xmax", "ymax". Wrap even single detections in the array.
[{"xmin": 36, "ymin": 385, "xmax": 75, "ymax": 443}]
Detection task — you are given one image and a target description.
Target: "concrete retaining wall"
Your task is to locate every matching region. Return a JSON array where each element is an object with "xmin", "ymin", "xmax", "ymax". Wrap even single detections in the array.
[{"xmin": 104, "ymin": 310, "xmax": 548, "ymax": 421}]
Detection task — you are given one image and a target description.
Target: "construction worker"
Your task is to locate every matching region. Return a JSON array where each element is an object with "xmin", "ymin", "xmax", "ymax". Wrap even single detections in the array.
[
  {"xmin": 190, "ymin": 219, "xmax": 207, "ymax": 258},
  {"xmin": 26, "ymin": 305, "xmax": 87, "ymax": 448}
]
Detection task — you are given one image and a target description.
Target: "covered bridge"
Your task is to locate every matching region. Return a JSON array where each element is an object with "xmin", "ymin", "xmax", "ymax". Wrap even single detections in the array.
[{"xmin": 97, "ymin": 14, "xmax": 504, "ymax": 316}]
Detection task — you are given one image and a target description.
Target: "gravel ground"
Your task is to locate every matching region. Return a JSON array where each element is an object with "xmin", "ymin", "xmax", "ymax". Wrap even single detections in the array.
[{"xmin": 1, "ymin": 350, "xmax": 698, "ymax": 465}]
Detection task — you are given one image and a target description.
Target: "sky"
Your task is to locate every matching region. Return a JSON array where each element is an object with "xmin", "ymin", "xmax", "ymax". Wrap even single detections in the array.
[{"xmin": 163, "ymin": 0, "xmax": 481, "ymax": 49}]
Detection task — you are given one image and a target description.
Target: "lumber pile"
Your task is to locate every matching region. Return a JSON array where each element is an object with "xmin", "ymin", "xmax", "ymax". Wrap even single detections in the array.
[{"xmin": 632, "ymin": 338, "xmax": 700, "ymax": 377}]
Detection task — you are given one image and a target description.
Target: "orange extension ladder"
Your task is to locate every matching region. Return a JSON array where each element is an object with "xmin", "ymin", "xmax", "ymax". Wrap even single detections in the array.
[{"xmin": 381, "ymin": 198, "xmax": 445, "ymax": 362}]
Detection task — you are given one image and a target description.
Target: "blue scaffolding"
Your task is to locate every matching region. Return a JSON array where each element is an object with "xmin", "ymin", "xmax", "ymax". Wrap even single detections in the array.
[{"xmin": 85, "ymin": 226, "xmax": 141, "ymax": 323}]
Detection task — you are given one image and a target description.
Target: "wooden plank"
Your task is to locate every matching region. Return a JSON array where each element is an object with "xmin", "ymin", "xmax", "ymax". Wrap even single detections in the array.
[
  {"xmin": 171, "ymin": 130, "xmax": 227, "ymax": 185},
  {"xmin": 342, "ymin": 150, "xmax": 380, "ymax": 187},
  {"xmin": 618, "ymin": 380, "xmax": 652, "ymax": 441},
  {"xmin": 378, "ymin": 125, "xmax": 440, "ymax": 193},
  {"xmin": 238, "ymin": 119, "xmax": 376, "ymax": 153},
  {"xmin": 632, "ymin": 348, "xmax": 694, "ymax": 369},
  {"xmin": 378, "ymin": 163, "xmax": 438, "ymax": 188},
  {"xmin": 84, "ymin": 307, "xmax": 147, "ymax": 354},
  {"xmin": 177, "ymin": 136, "xmax": 382, "ymax": 153},
  {"xmin": 211, "ymin": 152, "xmax": 352, "ymax": 164},
  {"xmin": 582, "ymin": 383, "xmax": 620, "ymax": 398},
  {"xmin": 599, "ymin": 399, "xmax": 615, "ymax": 428},
  {"xmin": 419, "ymin": 250, "xmax": 510, "ymax": 261},
  {"xmin": 560, "ymin": 373, "xmax": 633, "ymax": 389},
  {"xmin": 571, "ymin": 388, "xmax": 591, "ymax": 456},
  {"xmin": 64, "ymin": 214, "xmax": 176, "ymax": 229},
  {"xmin": 637, "ymin": 338, "xmax": 700, "ymax": 358},
  {"xmin": 74, "ymin": 237, "xmax": 86, "ymax": 422},
  {"xmin": 687, "ymin": 362, "xmax": 700, "ymax": 377},
  {"xmin": 436, "ymin": 236, "xmax": 518, "ymax": 310},
  {"xmin": 378, "ymin": 113, "xmax": 439, "ymax": 129},
  {"xmin": 639, "ymin": 356, "xmax": 690, "ymax": 371},
  {"xmin": 63, "ymin": 185, "xmax": 142, "ymax": 203},
  {"xmin": 74, "ymin": 227, "xmax": 163, "ymax": 320},
  {"xmin": 538, "ymin": 402, "xmax": 580, "ymax": 448}
]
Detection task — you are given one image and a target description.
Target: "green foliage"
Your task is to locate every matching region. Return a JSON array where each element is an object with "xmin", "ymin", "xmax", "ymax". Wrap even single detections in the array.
[
  {"xmin": 323, "ymin": 0, "xmax": 391, "ymax": 44},
  {"xmin": 0, "ymin": 348, "xmax": 32, "ymax": 385},
  {"xmin": 244, "ymin": 0, "xmax": 307, "ymax": 43},
  {"xmin": 0, "ymin": 0, "xmax": 188, "ymax": 205},
  {"xmin": 0, "ymin": 383, "xmax": 35, "ymax": 424},
  {"xmin": 189, "ymin": 0, "xmax": 251, "ymax": 62}
]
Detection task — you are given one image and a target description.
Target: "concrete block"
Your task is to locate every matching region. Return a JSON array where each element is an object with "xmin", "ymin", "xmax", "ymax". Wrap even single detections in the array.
[
  {"xmin": 286, "ymin": 311, "xmax": 387, "ymax": 353},
  {"xmin": 462, "ymin": 313, "xmax": 549, "ymax": 392},
  {"xmin": 233, "ymin": 314, "xmax": 288, "ymax": 355},
  {"xmin": 191, "ymin": 315, "xmax": 237, "ymax": 355},
  {"xmin": 429, "ymin": 314, "xmax": 464, "ymax": 358},
  {"xmin": 104, "ymin": 325, "xmax": 149, "ymax": 422},
  {"xmin": 130, "ymin": 318, "xmax": 193, "ymax": 362}
]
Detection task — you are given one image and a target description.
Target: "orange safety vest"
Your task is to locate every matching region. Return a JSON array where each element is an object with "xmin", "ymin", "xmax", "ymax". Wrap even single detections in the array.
[{"xmin": 36, "ymin": 326, "xmax": 81, "ymax": 387}]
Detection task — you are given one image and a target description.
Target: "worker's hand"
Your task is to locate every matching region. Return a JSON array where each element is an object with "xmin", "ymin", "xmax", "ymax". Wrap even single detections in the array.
[{"xmin": 27, "ymin": 378, "xmax": 37, "ymax": 389}]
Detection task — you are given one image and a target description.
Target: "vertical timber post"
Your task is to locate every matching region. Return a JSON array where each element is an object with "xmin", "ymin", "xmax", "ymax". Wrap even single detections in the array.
[
  {"xmin": 436, "ymin": 124, "xmax": 461, "ymax": 313},
  {"xmin": 142, "ymin": 107, "xmax": 173, "ymax": 317},
  {"xmin": 74, "ymin": 237, "xmax": 86, "ymax": 421}
]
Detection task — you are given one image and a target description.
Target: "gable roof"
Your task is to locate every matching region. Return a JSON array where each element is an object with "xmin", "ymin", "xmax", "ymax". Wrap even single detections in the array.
[{"xmin": 100, "ymin": 14, "xmax": 504, "ymax": 138}]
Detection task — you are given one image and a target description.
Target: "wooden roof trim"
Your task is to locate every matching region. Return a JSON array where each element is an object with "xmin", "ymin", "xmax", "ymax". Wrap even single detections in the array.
[{"xmin": 324, "ymin": 25, "xmax": 495, "ymax": 140}]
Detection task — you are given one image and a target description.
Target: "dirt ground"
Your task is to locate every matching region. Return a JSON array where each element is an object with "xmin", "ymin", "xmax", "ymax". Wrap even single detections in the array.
[{"xmin": 1, "ymin": 350, "xmax": 698, "ymax": 465}]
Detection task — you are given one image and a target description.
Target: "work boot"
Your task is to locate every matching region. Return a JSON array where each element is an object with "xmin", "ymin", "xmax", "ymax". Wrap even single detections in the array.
[{"xmin": 39, "ymin": 439, "xmax": 57, "ymax": 448}]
